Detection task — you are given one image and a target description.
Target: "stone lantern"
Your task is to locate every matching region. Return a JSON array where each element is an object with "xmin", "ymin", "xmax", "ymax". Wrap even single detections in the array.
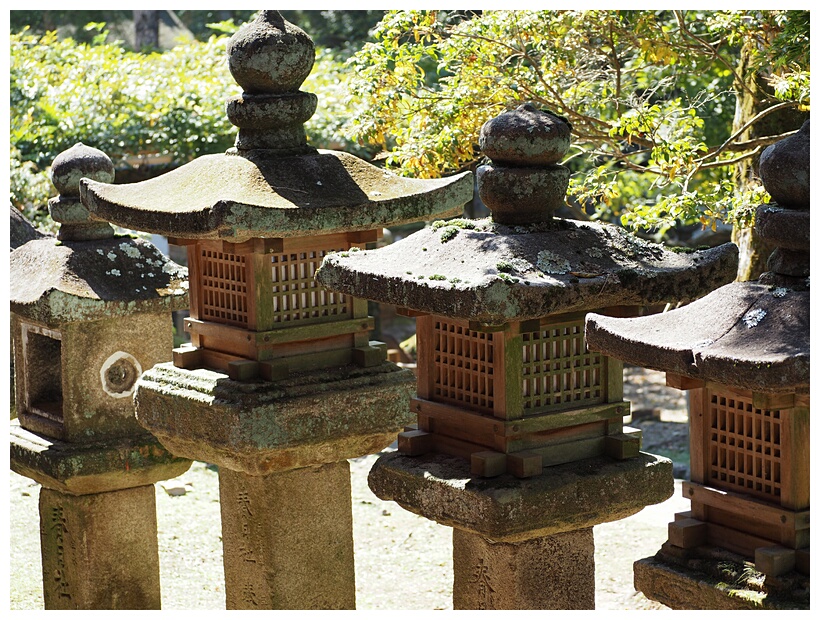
[
  {"xmin": 9, "ymin": 144, "xmax": 191, "ymax": 609},
  {"xmin": 316, "ymin": 103, "xmax": 739, "ymax": 609},
  {"xmin": 79, "ymin": 11, "xmax": 473, "ymax": 610},
  {"xmin": 585, "ymin": 120, "xmax": 810, "ymax": 609}
]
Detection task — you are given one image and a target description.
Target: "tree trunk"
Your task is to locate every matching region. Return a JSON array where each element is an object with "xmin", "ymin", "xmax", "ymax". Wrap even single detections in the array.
[
  {"xmin": 731, "ymin": 40, "xmax": 806, "ymax": 281},
  {"xmin": 134, "ymin": 10, "xmax": 160, "ymax": 51}
]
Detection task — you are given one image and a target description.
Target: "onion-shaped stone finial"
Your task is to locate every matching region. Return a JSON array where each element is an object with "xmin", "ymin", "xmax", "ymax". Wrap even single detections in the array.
[
  {"xmin": 224, "ymin": 11, "xmax": 318, "ymax": 154},
  {"xmin": 477, "ymin": 103, "xmax": 572, "ymax": 224},
  {"xmin": 227, "ymin": 10, "xmax": 315, "ymax": 95},
  {"xmin": 49, "ymin": 143, "xmax": 115, "ymax": 240},
  {"xmin": 755, "ymin": 119, "xmax": 810, "ymax": 283},
  {"xmin": 479, "ymin": 102, "xmax": 572, "ymax": 167}
]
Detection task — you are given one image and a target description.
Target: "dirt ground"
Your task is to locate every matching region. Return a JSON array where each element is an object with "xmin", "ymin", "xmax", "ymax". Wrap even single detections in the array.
[{"xmin": 9, "ymin": 367, "xmax": 692, "ymax": 610}]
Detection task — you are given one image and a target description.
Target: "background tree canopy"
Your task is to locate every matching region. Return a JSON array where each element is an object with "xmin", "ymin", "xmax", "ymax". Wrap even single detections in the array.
[
  {"xmin": 343, "ymin": 10, "xmax": 808, "ymax": 240},
  {"xmin": 10, "ymin": 9, "xmax": 809, "ymax": 272}
]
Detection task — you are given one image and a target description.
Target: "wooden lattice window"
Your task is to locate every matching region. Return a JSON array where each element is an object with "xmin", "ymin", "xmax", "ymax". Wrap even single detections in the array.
[
  {"xmin": 432, "ymin": 320, "xmax": 495, "ymax": 413},
  {"xmin": 270, "ymin": 248, "xmax": 351, "ymax": 325},
  {"xmin": 707, "ymin": 388, "xmax": 782, "ymax": 502},
  {"xmin": 200, "ymin": 248, "xmax": 249, "ymax": 328},
  {"xmin": 521, "ymin": 319, "xmax": 604, "ymax": 413}
]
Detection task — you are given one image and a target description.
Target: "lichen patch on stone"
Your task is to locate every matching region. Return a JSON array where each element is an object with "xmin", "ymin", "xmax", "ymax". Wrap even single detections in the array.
[
  {"xmin": 536, "ymin": 250, "xmax": 571, "ymax": 274},
  {"xmin": 741, "ymin": 308, "xmax": 767, "ymax": 328},
  {"xmin": 119, "ymin": 242, "xmax": 142, "ymax": 258}
]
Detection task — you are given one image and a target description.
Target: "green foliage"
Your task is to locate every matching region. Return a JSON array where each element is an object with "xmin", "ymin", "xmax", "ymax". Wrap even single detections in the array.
[
  {"xmin": 304, "ymin": 48, "xmax": 380, "ymax": 160},
  {"xmin": 9, "ymin": 145, "xmax": 55, "ymax": 233},
  {"xmin": 343, "ymin": 10, "xmax": 809, "ymax": 233},
  {"xmin": 281, "ymin": 10, "xmax": 384, "ymax": 50},
  {"xmin": 11, "ymin": 27, "xmax": 238, "ymax": 169}
]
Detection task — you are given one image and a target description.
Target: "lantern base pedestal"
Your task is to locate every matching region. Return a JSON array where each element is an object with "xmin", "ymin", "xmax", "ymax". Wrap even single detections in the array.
[
  {"xmin": 135, "ymin": 361, "xmax": 415, "ymax": 475},
  {"xmin": 10, "ymin": 420, "xmax": 192, "ymax": 495},
  {"xmin": 453, "ymin": 527, "xmax": 595, "ymax": 609},
  {"xmin": 369, "ymin": 450, "xmax": 673, "ymax": 609},
  {"xmin": 368, "ymin": 450, "xmax": 673, "ymax": 542},
  {"xmin": 634, "ymin": 545, "xmax": 810, "ymax": 610},
  {"xmin": 218, "ymin": 462, "xmax": 355, "ymax": 609},
  {"xmin": 38, "ymin": 484, "xmax": 161, "ymax": 609}
]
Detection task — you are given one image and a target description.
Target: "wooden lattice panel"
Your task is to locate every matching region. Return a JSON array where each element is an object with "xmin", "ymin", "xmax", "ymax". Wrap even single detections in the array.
[
  {"xmin": 432, "ymin": 319, "xmax": 495, "ymax": 413},
  {"xmin": 271, "ymin": 248, "xmax": 351, "ymax": 325},
  {"xmin": 521, "ymin": 318, "xmax": 604, "ymax": 413},
  {"xmin": 706, "ymin": 388, "xmax": 782, "ymax": 502},
  {"xmin": 200, "ymin": 248, "xmax": 249, "ymax": 328}
]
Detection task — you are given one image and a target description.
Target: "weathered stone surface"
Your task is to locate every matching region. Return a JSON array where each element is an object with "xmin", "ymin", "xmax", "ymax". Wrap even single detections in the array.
[
  {"xmin": 13, "ymin": 313, "xmax": 180, "ymax": 441},
  {"xmin": 479, "ymin": 103, "xmax": 572, "ymax": 167},
  {"xmin": 754, "ymin": 205, "xmax": 810, "ymax": 251},
  {"xmin": 634, "ymin": 554, "xmax": 809, "ymax": 610},
  {"xmin": 476, "ymin": 102, "xmax": 572, "ymax": 224},
  {"xmin": 453, "ymin": 528, "xmax": 595, "ymax": 609},
  {"xmin": 38, "ymin": 485, "xmax": 161, "ymax": 609},
  {"xmin": 758, "ymin": 119, "xmax": 809, "ymax": 209},
  {"xmin": 48, "ymin": 143, "xmax": 116, "ymax": 240},
  {"xmin": 766, "ymin": 247, "xmax": 809, "ymax": 277},
  {"xmin": 317, "ymin": 217, "xmax": 738, "ymax": 323},
  {"xmin": 226, "ymin": 10, "xmax": 314, "ymax": 95},
  {"xmin": 81, "ymin": 151, "xmax": 472, "ymax": 241},
  {"xmin": 586, "ymin": 281, "xmax": 809, "ymax": 393},
  {"xmin": 10, "ymin": 420, "xmax": 191, "ymax": 495},
  {"xmin": 10, "ymin": 205, "xmax": 48, "ymax": 250},
  {"xmin": 367, "ymin": 451, "xmax": 673, "ymax": 542},
  {"xmin": 135, "ymin": 361, "xmax": 416, "ymax": 475},
  {"xmin": 476, "ymin": 164, "xmax": 570, "ymax": 223},
  {"xmin": 219, "ymin": 463, "xmax": 355, "ymax": 609},
  {"xmin": 225, "ymin": 91, "xmax": 317, "ymax": 129},
  {"xmin": 9, "ymin": 236, "xmax": 188, "ymax": 325}
]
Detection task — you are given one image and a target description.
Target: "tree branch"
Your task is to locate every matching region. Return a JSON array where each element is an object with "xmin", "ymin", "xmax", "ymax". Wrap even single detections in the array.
[
  {"xmin": 697, "ymin": 101, "xmax": 799, "ymax": 163},
  {"xmin": 674, "ymin": 10, "xmax": 757, "ymax": 99},
  {"xmin": 698, "ymin": 146, "xmax": 762, "ymax": 169}
]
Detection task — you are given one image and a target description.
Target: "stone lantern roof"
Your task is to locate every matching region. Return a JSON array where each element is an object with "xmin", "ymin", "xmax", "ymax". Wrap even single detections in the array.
[
  {"xmin": 79, "ymin": 11, "xmax": 472, "ymax": 242},
  {"xmin": 10, "ymin": 143, "xmax": 188, "ymax": 326},
  {"xmin": 316, "ymin": 103, "xmax": 738, "ymax": 324},
  {"xmin": 586, "ymin": 120, "xmax": 810, "ymax": 394},
  {"xmin": 10, "ymin": 205, "xmax": 49, "ymax": 251}
]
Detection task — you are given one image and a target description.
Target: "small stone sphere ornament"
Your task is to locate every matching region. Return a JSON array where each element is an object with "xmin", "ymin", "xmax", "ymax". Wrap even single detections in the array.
[
  {"xmin": 50, "ymin": 143, "xmax": 115, "ymax": 197},
  {"xmin": 49, "ymin": 143, "xmax": 116, "ymax": 241},
  {"xmin": 479, "ymin": 102, "xmax": 572, "ymax": 167}
]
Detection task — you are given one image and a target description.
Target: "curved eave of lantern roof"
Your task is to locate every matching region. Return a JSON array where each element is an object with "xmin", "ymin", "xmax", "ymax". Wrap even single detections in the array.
[
  {"xmin": 585, "ymin": 281, "xmax": 809, "ymax": 394},
  {"xmin": 316, "ymin": 217, "xmax": 739, "ymax": 324},
  {"xmin": 79, "ymin": 150, "xmax": 473, "ymax": 242},
  {"xmin": 10, "ymin": 205, "xmax": 50, "ymax": 251},
  {"xmin": 9, "ymin": 236, "xmax": 189, "ymax": 326}
]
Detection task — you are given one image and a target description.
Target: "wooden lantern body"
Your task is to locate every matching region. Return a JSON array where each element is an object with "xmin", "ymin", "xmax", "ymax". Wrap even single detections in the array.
[
  {"xmin": 171, "ymin": 230, "xmax": 385, "ymax": 380},
  {"xmin": 399, "ymin": 310, "xmax": 639, "ymax": 478},
  {"xmin": 667, "ymin": 374, "xmax": 810, "ymax": 562}
]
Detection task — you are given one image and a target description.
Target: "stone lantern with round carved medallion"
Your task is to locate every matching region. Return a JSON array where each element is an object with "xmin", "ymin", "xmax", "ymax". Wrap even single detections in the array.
[{"xmin": 10, "ymin": 143, "xmax": 191, "ymax": 609}]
